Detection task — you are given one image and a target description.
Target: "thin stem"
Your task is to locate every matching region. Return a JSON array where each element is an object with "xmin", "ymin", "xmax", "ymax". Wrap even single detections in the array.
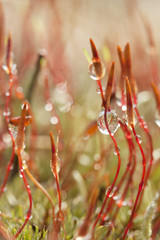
[
  {"xmin": 101, "ymin": 120, "xmax": 134, "ymax": 225},
  {"xmin": 134, "ymin": 106, "xmax": 153, "ymax": 210},
  {"xmin": 122, "ymin": 124, "xmax": 146, "ymax": 239},
  {"xmin": 14, "ymin": 150, "xmax": 32, "ymax": 238},
  {"xmin": 54, "ymin": 171, "xmax": 62, "ymax": 211},
  {"xmin": 0, "ymin": 78, "xmax": 15, "ymax": 198},
  {"xmin": 105, "ymin": 134, "xmax": 136, "ymax": 239},
  {"xmin": 92, "ymin": 107, "xmax": 121, "ymax": 231},
  {"xmin": 23, "ymin": 163, "xmax": 55, "ymax": 215},
  {"xmin": 96, "ymin": 78, "xmax": 104, "ymax": 104}
]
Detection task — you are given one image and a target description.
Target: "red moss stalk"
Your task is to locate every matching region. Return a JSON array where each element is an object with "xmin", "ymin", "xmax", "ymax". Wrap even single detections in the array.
[
  {"xmin": 0, "ymin": 35, "xmax": 15, "ymax": 197},
  {"xmin": 122, "ymin": 78, "xmax": 146, "ymax": 239},
  {"xmin": 14, "ymin": 103, "xmax": 32, "ymax": 238},
  {"xmin": 92, "ymin": 62, "xmax": 121, "ymax": 231}
]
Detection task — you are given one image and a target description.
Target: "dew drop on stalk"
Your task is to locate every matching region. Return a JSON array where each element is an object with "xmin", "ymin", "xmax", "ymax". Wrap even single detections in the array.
[
  {"xmin": 9, "ymin": 164, "xmax": 13, "ymax": 171},
  {"xmin": 136, "ymin": 134, "xmax": 142, "ymax": 144},
  {"xmin": 45, "ymin": 103, "xmax": 53, "ymax": 112},
  {"xmin": 155, "ymin": 111, "xmax": 160, "ymax": 127},
  {"xmin": 97, "ymin": 108, "xmax": 119, "ymax": 135},
  {"xmin": 88, "ymin": 61, "xmax": 106, "ymax": 80},
  {"xmin": 8, "ymin": 124, "xmax": 17, "ymax": 140},
  {"xmin": 94, "ymin": 163, "xmax": 101, "ymax": 170},
  {"xmin": 2, "ymin": 133, "xmax": 11, "ymax": 145},
  {"xmin": 75, "ymin": 233, "xmax": 92, "ymax": 240},
  {"xmin": 122, "ymin": 104, "xmax": 127, "ymax": 111},
  {"xmin": 3, "ymin": 108, "xmax": 11, "ymax": 117},
  {"xmin": 155, "ymin": 118, "xmax": 160, "ymax": 127},
  {"xmin": 5, "ymin": 91, "xmax": 10, "ymax": 97},
  {"xmin": 113, "ymin": 194, "xmax": 121, "ymax": 201},
  {"xmin": 106, "ymin": 186, "xmax": 117, "ymax": 198},
  {"xmin": 19, "ymin": 170, "xmax": 23, "ymax": 178},
  {"xmin": 16, "ymin": 87, "xmax": 24, "ymax": 99},
  {"xmin": 113, "ymin": 146, "xmax": 120, "ymax": 155},
  {"xmin": 50, "ymin": 116, "xmax": 59, "ymax": 125},
  {"xmin": 3, "ymin": 187, "xmax": 7, "ymax": 193},
  {"xmin": 11, "ymin": 63, "xmax": 17, "ymax": 74},
  {"xmin": 116, "ymin": 199, "xmax": 128, "ymax": 207},
  {"xmin": 2, "ymin": 64, "xmax": 9, "ymax": 74},
  {"xmin": 25, "ymin": 215, "xmax": 32, "ymax": 220},
  {"xmin": 96, "ymin": 86, "xmax": 105, "ymax": 94}
]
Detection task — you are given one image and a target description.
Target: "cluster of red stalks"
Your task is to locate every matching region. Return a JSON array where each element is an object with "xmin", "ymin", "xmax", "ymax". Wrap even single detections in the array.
[{"xmin": 0, "ymin": 33, "xmax": 160, "ymax": 240}]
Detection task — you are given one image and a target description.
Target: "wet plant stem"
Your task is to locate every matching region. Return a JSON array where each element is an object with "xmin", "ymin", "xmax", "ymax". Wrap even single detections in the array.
[
  {"xmin": 122, "ymin": 124, "xmax": 146, "ymax": 239},
  {"xmin": 0, "ymin": 77, "xmax": 15, "ymax": 197},
  {"xmin": 92, "ymin": 107, "xmax": 121, "ymax": 231},
  {"xmin": 23, "ymin": 163, "xmax": 55, "ymax": 218},
  {"xmin": 14, "ymin": 150, "xmax": 32, "ymax": 238},
  {"xmin": 101, "ymin": 120, "xmax": 134, "ymax": 224},
  {"xmin": 134, "ymin": 106, "xmax": 153, "ymax": 210}
]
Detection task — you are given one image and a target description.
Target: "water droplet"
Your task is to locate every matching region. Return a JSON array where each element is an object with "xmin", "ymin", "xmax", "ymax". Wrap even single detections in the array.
[
  {"xmin": 113, "ymin": 147, "xmax": 120, "ymax": 155},
  {"xmin": 106, "ymin": 186, "xmax": 117, "ymax": 198},
  {"xmin": 97, "ymin": 108, "xmax": 119, "ymax": 135},
  {"xmin": 16, "ymin": 87, "xmax": 24, "ymax": 99},
  {"xmin": 75, "ymin": 233, "xmax": 92, "ymax": 240},
  {"xmin": 8, "ymin": 124, "xmax": 17, "ymax": 140},
  {"xmin": 136, "ymin": 134, "xmax": 142, "ymax": 144},
  {"xmin": 78, "ymin": 154, "xmax": 91, "ymax": 166},
  {"xmin": 56, "ymin": 82, "xmax": 68, "ymax": 93},
  {"xmin": 88, "ymin": 61, "xmax": 106, "ymax": 80},
  {"xmin": 50, "ymin": 116, "xmax": 59, "ymax": 125},
  {"xmin": 96, "ymin": 86, "xmax": 105, "ymax": 94},
  {"xmin": 45, "ymin": 103, "xmax": 53, "ymax": 112},
  {"xmin": 5, "ymin": 91, "xmax": 10, "ymax": 97},
  {"xmin": 155, "ymin": 118, "xmax": 160, "ymax": 127},
  {"xmin": 2, "ymin": 64, "xmax": 9, "ymax": 74},
  {"xmin": 113, "ymin": 194, "xmax": 121, "ymax": 201},
  {"xmin": 7, "ymin": 164, "xmax": 13, "ymax": 171},
  {"xmin": 122, "ymin": 104, "xmax": 127, "ymax": 111},
  {"xmin": 11, "ymin": 64, "xmax": 17, "ymax": 74},
  {"xmin": 3, "ymin": 187, "xmax": 7, "ymax": 193},
  {"xmin": 25, "ymin": 215, "xmax": 32, "ymax": 220},
  {"xmin": 19, "ymin": 170, "xmax": 23, "ymax": 178},
  {"xmin": 94, "ymin": 163, "xmax": 101, "ymax": 170},
  {"xmin": 116, "ymin": 199, "xmax": 128, "ymax": 207},
  {"xmin": 59, "ymin": 102, "xmax": 72, "ymax": 113},
  {"xmin": 2, "ymin": 133, "xmax": 11, "ymax": 145},
  {"xmin": 82, "ymin": 135, "xmax": 89, "ymax": 141},
  {"xmin": 3, "ymin": 108, "xmax": 11, "ymax": 117}
]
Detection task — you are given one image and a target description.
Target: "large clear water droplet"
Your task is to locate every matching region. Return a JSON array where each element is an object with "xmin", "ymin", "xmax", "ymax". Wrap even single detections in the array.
[
  {"xmin": 88, "ymin": 61, "xmax": 106, "ymax": 80},
  {"xmin": 97, "ymin": 108, "xmax": 119, "ymax": 135}
]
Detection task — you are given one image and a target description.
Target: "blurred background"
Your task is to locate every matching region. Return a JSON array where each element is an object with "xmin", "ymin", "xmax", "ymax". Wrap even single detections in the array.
[{"xmin": 1, "ymin": 0, "xmax": 160, "ymax": 92}]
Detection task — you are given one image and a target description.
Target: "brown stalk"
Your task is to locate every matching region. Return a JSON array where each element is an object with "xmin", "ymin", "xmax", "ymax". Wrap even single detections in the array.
[
  {"xmin": 104, "ymin": 62, "xmax": 115, "ymax": 109},
  {"xmin": 126, "ymin": 77, "xmax": 135, "ymax": 128},
  {"xmin": 124, "ymin": 43, "xmax": 137, "ymax": 103},
  {"xmin": 151, "ymin": 81, "xmax": 160, "ymax": 113},
  {"xmin": 90, "ymin": 38, "xmax": 100, "ymax": 61}
]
